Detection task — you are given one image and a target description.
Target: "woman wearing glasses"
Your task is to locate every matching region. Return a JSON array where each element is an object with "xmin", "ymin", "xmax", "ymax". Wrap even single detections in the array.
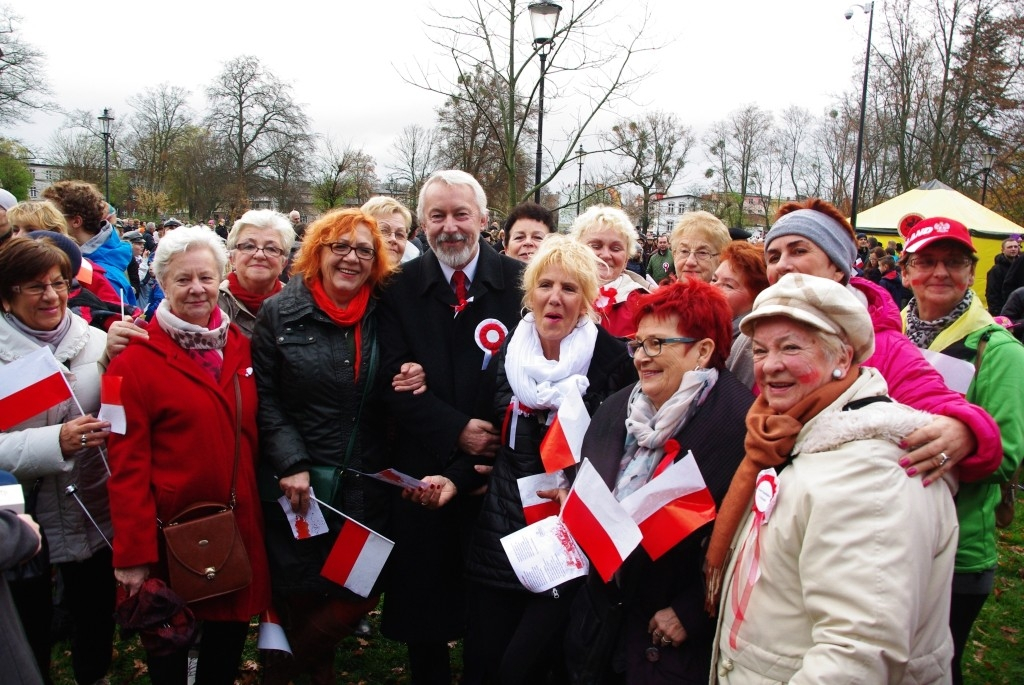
[
  {"xmin": 362, "ymin": 196, "xmax": 415, "ymax": 267},
  {"xmin": 899, "ymin": 217, "xmax": 1024, "ymax": 684},
  {"xmin": 565, "ymin": 278, "xmax": 753, "ymax": 684},
  {"xmin": 670, "ymin": 211, "xmax": 731, "ymax": 284},
  {"xmin": 253, "ymin": 208, "xmax": 421, "ymax": 684},
  {"xmin": 0, "ymin": 237, "xmax": 115, "ymax": 684}
]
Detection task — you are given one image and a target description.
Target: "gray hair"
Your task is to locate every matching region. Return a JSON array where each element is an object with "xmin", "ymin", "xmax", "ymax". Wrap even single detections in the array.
[
  {"xmin": 152, "ymin": 225, "xmax": 229, "ymax": 285},
  {"xmin": 417, "ymin": 170, "xmax": 488, "ymax": 225},
  {"xmin": 570, "ymin": 205, "xmax": 639, "ymax": 258},
  {"xmin": 226, "ymin": 209, "xmax": 296, "ymax": 251}
]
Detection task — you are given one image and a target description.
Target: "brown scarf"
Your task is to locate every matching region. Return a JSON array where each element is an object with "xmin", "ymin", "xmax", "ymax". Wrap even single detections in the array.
[
  {"xmin": 309, "ymin": 278, "xmax": 370, "ymax": 381},
  {"xmin": 703, "ymin": 365, "xmax": 860, "ymax": 615}
]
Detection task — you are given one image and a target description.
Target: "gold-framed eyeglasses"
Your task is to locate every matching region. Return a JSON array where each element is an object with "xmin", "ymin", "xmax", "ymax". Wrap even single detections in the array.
[
  {"xmin": 626, "ymin": 336, "xmax": 698, "ymax": 358},
  {"xmin": 12, "ymin": 279, "xmax": 71, "ymax": 297},
  {"xmin": 674, "ymin": 248, "xmax": 719, "ymax": 262}
]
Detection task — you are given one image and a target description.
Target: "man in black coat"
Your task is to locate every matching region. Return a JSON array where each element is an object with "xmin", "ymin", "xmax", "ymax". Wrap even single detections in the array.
[{"xmin": 377, "ymin": 170, "xmax": 526, "ymax": 684}]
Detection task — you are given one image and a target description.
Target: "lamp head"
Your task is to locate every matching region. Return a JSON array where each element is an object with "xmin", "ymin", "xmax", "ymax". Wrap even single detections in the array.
[{"xmin": 844, "ymin": 9, "xmax": 854, "ymax": 19}]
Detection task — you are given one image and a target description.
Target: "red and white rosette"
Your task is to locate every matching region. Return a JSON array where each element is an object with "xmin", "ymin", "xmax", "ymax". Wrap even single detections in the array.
[
  {"xmin": 475, "ymin": 318, "xmax": 508, "ymax": 370},
  {"xmin": 727, "ymin": 467, "xmax": 779, "ymax": 650}
]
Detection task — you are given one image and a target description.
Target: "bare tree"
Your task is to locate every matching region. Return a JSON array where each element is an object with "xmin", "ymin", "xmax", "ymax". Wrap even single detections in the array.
[
  {"xmin": 167, "ymin": 126, "xmax": 231, "ymax": 221},
  {"xmin": 389, "ymin": 124, "xmax": 438, "ymax": 214},
  {"xmin": 605, "ymin": 111, "xmax": 694, "ymax": 230},
  {"xmin": 124, "ymin": 84, "xmax": 193, "ymax": 194},
  {"xmin": 205, "ymin": 55, "xmax": 311, "ymax": 216},
  {"xmin": 0, "ymin": 5, "xmax": 54, "ymax": 126},
  {"xmin": 309, "ymin": 138, "xmax": 377, "ymax": 211},
  {"xmin": 405, "ymin": 0, "xmax": 659, "ymax": 212},
  {"xmin": 703, "ymin": 105, "xmax": 774, "ymax": 226}
]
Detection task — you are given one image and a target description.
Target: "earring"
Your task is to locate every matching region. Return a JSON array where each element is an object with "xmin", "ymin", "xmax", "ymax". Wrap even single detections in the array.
[
  {"xmin": 832, "ymin": 369, "xmax": 843, "ymax": 379},
  {"xmin": 520, "ymin": 306, "xmax": 531, "ymax": 319}
]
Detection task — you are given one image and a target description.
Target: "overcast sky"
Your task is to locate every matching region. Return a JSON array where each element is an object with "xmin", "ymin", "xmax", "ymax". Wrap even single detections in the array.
[{"xmin": 8, "ymin": 0, "xmax": 872, "ymax": 193}]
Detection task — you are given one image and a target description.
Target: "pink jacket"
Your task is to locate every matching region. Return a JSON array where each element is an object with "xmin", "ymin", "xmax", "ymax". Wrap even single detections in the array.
[{"xmin": 851, "ymin": 277, "xmax": 1001, "ymax": 481}]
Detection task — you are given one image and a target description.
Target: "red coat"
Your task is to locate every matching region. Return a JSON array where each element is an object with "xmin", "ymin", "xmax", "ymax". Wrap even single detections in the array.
[{"xmin": 106, "ymin": 319, "xmax": 270, "ymax": 621}]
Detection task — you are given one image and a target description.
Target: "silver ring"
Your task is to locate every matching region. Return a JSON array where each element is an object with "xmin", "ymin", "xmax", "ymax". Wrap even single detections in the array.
[
  {"xmin": 938, "ymin": 452, "xmax": 949, "ymax": 467},
  {"xmin": 661, "ymin": 636, "xmax": 671, "ymax": 645},
  {"xmin": 80, "ymin": 433, "xmax": 87, "ymax": 446},
  {"xmin": 653, "ymin": 630, "xmax": 662, "ymax": 639}
]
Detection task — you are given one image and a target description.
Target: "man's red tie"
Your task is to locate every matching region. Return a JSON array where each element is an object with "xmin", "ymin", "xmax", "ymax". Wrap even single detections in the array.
[{"xmin": 452, "ymin": 270, "xmax": 468, "ymax": 304}]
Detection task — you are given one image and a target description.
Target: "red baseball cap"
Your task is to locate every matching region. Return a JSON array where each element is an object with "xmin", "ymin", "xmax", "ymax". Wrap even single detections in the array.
[{"xmin": 904, "ymin": 216, "xmax": 975, "ymax": 253}]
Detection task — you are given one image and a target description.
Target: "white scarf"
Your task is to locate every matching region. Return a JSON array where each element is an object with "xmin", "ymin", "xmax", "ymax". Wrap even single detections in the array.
[
  {"xmin": 598, "ymin": 271, "xmax": 648, "ymax": 307},
  {"xmin": 614, "ymin": 367, "xmax": 718, "ymax": 499},
  {"xmin": 504, "ymin": 313, "xmax": 597, "ymax": 431}
]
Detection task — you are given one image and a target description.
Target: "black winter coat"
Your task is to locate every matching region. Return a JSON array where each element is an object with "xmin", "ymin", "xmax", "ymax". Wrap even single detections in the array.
[
  {"xmin": 569, "ymin": 371, "xmax": 753, "ymax": 685},
  {"xmin": 986, "ymin": 254, "xmax": 1014, "ymax": 315},
  {"xmin": 250, "ymin": 277, "xmax": 388, "ymax": 599},
  {"xmin": 465, "ymin": 325, "xmax": 636, "ymax": 591}
]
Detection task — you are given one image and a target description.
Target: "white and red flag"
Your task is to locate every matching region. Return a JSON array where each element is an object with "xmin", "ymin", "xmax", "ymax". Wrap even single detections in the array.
[
  {"xmin": 321, "ymin": 518, "xmax": 394, "ymax": 598},
  {"xmin": 517, "ymin": 471, "xmax": 568, "ymax": 525},
  {"xmin": 560, "ymin": 459, "xmax": 642, "ymax": 582},
  {"xmin": 0, "ymin": 347, "xmax": 72, "ymax": 431},
  {"xmin": 620, "ymin": 448, "xmax": 717, "ymax": 561},
  {"xmin": 539, "ymin": 385, "xmax": 590, "ymax": 473},
  {"xmin": 97, "ymin": 375, "xmax": 127, "ymax": 434},
  {"xmin": 257, "ymin": 608, "xmax": 292, "ymax": 654}
]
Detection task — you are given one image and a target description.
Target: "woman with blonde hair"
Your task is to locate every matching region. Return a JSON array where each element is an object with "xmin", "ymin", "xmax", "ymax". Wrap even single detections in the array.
[
  {"xmin": 362, "ymin": 196, "xmax": 415, "ymax": 266},
  {"xmin": 669, "ymin": 211, "xmax": 731, "ymax": 284},
  {"xmin": 8, "ymin": 201, "xmax": 69, "ymax": 238},
  {"xmin": 571, "ymin": 205, "xmax": 648, "ymax": 338}
]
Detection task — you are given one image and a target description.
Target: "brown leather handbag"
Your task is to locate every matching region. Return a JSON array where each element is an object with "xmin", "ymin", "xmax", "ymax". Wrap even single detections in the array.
[{"xmin": 161, "ymin": 377, "xmax": 252, "ymax": 603}]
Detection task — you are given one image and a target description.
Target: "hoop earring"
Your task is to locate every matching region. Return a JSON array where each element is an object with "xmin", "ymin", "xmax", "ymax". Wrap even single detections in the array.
[
  {"xmin": 832, "ymin": 369, "xmax": 843, "ymax": 379},
  {"xmin": 520, "ymin": 306, "xmax": 531, "ymax": 319}
]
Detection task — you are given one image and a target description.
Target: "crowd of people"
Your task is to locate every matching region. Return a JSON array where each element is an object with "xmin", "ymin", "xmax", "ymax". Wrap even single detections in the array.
[{"xmin": 0, "ymin": 172, "xmax": 1021, "ymax": 685}]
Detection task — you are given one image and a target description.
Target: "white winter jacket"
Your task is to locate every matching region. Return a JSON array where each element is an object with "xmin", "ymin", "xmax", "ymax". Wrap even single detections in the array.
[
  {"xmin": 712, "ymin": 368, "xmax": 958, "ymax": 685},
  {"xmin": 0, "ymin": 314, "xmax": 112, "ymax": 563}
]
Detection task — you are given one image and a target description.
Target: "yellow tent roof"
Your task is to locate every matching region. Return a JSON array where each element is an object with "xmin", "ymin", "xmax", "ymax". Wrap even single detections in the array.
[{"xmin": 854, "ymin": 180, "xmax": 1023, "ymax": 239}]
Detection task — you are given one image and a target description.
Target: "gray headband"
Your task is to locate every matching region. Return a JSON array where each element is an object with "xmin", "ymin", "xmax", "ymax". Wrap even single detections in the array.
[{"xmin": 764, "ymin": 209, "xmax": 857, "ymax": 284}]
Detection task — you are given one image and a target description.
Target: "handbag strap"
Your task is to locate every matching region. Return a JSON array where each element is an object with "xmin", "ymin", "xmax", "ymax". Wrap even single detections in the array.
[
  {"xmin": 341, "ymin": 319, "xmax": 379, "ymax": 469},
  {"xmin": 229, "ymin": 374, "xmax": 242, "ymax": 508}
]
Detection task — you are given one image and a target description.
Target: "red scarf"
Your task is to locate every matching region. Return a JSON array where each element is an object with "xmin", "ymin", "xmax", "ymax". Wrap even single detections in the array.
[
  {"xmin": 309, "ymin": 278, "xmax": 371, "ymax": 381},
  {"xmin": 227, "ymin": 271, "xmax": 282, "ymax": 314}
]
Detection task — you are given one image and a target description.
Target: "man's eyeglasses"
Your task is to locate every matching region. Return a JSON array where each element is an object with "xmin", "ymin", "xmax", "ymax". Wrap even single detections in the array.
[
  {"xmin": 626, "ymin": 336, "xmax": 698, "ymax": 358},
  {"xmin": 328, "ymin": 242, "xmax": 376, "ymax": 261},
  {"xmin": 235, "ymin": 242, "xmax": 284, "ymax": 258},
  {"xmin": 906, "ymin": 255, "xmax": 973, "ymax": 271},
  {"xmin": 12, "ymin": 279, "xmax": 71, "ymax": 297},
  {"xmin": 674, "ymin": 248, "xmax": 718, "ymax": 262}
]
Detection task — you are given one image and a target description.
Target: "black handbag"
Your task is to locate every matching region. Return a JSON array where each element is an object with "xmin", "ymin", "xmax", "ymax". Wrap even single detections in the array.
[
  {"xmin": 565, "ymin": 575, "xmax": 625, "ymax": 685},
  {"xmin": 160, "ymin": 377, "xmax": 252, "ymax": 604}
]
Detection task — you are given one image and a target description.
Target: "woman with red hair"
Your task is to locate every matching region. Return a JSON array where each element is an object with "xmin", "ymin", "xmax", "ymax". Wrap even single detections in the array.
[
  {"xmin": 712, "ymin": 241, "xmax": 769, "ymax": 388},
  {"xmin": 565, "ymin": 279, "xmax": 753, "ymax": 684}
]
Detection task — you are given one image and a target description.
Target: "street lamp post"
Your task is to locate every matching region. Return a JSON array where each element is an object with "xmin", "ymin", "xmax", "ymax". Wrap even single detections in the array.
[
  {"xmin": 98, "ymin": 108, "xmax": 114, "ymax": 203},
  {"xmin": 846, "ymin": 2, "xmax": 873, "ymax": 230},
  {"xmin": 576, "ymin": 144, "xmax": 585, "ymax": 215},
  {"xmin": 981, "ymin": 146, "xmax": 996, "ymax": 206},
  {"xmin": 529, "ymin": 2, "xmax": 562, "ymax": 204}
]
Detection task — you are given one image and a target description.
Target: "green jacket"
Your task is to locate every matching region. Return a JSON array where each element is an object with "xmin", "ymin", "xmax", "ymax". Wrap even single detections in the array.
[{"xmin": 918, "ymin": 297, "xmax": 1024, "ymax": 572}]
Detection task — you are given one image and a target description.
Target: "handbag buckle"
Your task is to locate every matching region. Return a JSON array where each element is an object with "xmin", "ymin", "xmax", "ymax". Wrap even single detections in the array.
[{"xmin": 205, "ymin": 567, "xmax": 217, "ymax": 580}]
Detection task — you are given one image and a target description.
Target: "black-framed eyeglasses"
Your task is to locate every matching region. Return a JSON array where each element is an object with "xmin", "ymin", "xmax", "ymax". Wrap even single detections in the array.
[
  {"xmin": 626, "ymin": 336, "xmax": 698, "ymax": 358},
  {"xmin": 327, "ymin": 242, "xmax": 376, "ymax": 261},
  {"xmin": 906, "ymin": 255, "xmax": 973, "ymax": 271},
  {"xmin": 235, "ymin": 242, "xmax": 285, "ymax": 258},
  {"xmin": 12, "ymin": 279, "xmax": 71, "ymax": 297}
]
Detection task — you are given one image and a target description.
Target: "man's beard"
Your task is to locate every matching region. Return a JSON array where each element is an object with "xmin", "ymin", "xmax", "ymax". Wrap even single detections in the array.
[{"xmin": 431, "ymin": 232, "xmax": 477, "ymax": 268}]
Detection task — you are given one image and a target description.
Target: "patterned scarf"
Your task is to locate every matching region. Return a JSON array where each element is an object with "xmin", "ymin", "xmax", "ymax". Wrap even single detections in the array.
[
  {"xmin": 703, "ymin": 366, "xmax": 859, "ymax": 614},
  {"xmin": 156, "ymin": 300, "xmax": 230, "ymax": 380},
  {"xmin": 227, "ymin": 271, "xmax": 282, "ymax": 315},
  {"xmin": 904, "ymin": 290, "xmax": 973, "ymax": 349}
]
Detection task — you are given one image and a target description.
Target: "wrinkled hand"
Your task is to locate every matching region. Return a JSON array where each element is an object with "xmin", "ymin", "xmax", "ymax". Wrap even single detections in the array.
[
  {"xmin": 537, "ymin": 488, "xmax": 569, "ymax": 509},
  {"xmin": 393, "ymin": 362, "xmax": 427, "ymax": 395},
  {"xmin": 59, "ymin": 415, "xmax": 112, "ymax": 457},
  {"xmin": 403, "ymin": 475, "xmax": 457, "ymax": 510},
  {"xmin": 458, "ymin": 419, "xmax": 499, "ymax": 458},
  {"xmin": 17, "ymin": 514, "xmax": 42, "ymax": 554},
  {"xmin": 115, "ymin": 565, "xmax": 150, "ymax": 598},
  {"xmin": 105, "ymin": 315, "xmax": 149, "ymax": 359},
  {"xmin": 900, "ymin": 416, "xmax": 974, "ymax": 485},
  {"xmin": 280, "ymin": 471, "xmax": 311, "ymax": 516},
  {"xmin": 648, "ymin": 607, "xmax": 687, "ymax": 648}
]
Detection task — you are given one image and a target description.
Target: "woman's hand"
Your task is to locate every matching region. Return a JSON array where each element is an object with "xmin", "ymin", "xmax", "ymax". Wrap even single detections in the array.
[
  {"xmin": 537, "ymin": 487, "xmax": 569, "ymax": 509},
  {"xmin": 648, "ymin": 607, "xmax": 687, "ymax": 648},
  {"xmin": 899, "ymin": 416, "xmax": 975, "ymax": 485},
  {"xmin": 115, "ymin": 565, "xmax": 150, "ymax": 598},
  {"xmin": 16, "ymin": 514, "xmax": 42, "ymax": 554},
  {"xmin": 59, "ymin": 415, "xmax": 112, "ymax": 457},
  {"xmin": 393, "ymin": 362, "xmax": 428, "ymax": 395},
  {"xmin": 105, "ymin": 315, "xmax": 149, "ymax": 359},
  {"xmin": 402, "ymin": 475, "xmax": 456, "ymax": 510},
  {"xmin": 279, "ymin": 471, "xmax": 311, "ymax": 515}
]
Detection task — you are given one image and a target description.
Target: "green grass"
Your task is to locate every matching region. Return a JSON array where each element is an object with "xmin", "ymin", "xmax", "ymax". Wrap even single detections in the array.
[{"xmin": 48, "ymin": 512, "xmax": 1024, "ymax": 684}]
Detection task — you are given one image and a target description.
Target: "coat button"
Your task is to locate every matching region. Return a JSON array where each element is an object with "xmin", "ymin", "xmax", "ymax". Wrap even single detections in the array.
[
  {"xmin": 718, "ymin": 658, "xmax": 734, "ymax": 677},
  {"xmin": 277, "ymin": 337, "xmax": 285, "ymax": 343},
  {"xmin": 344, "ymin": 359, "xmax": 351, "ymax": 366},
  {"xmin": 308, "ymin": 337, "xmax": 314, "ymax": 342}
]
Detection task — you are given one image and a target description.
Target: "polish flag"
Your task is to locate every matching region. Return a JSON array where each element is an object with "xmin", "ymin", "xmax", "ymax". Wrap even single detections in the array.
[
  {"xmin": 560, "ymin": 459, "xmax": 642, "ymax": 582},
  {"xmin": 257, "ymin": 608, "xmax": 292, "ymax": 654},
  {"xmin": 518, "ymin": 471, "xmax": 568, "ymax": 525},
  {"xmin": 321, "ymin": 518, "xmax": 394, "ymax": 598},
  {"xmin": 0, "ymin": 347, "xmax": 72, "ymax": 431},
  {"xmin": 97, "ymin": 375, "xmax": 127, "ymax": 434},
  {"xmin": 620, "ymin": 450, "xmax": 717, "ymax": 561},
  {"xmin": 539, "ymin": 386, "xmax": 590, "ymax": 473},
  {"xmin": 77, "ymin": 259, "xmax": 94, "ymax": 285}
]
